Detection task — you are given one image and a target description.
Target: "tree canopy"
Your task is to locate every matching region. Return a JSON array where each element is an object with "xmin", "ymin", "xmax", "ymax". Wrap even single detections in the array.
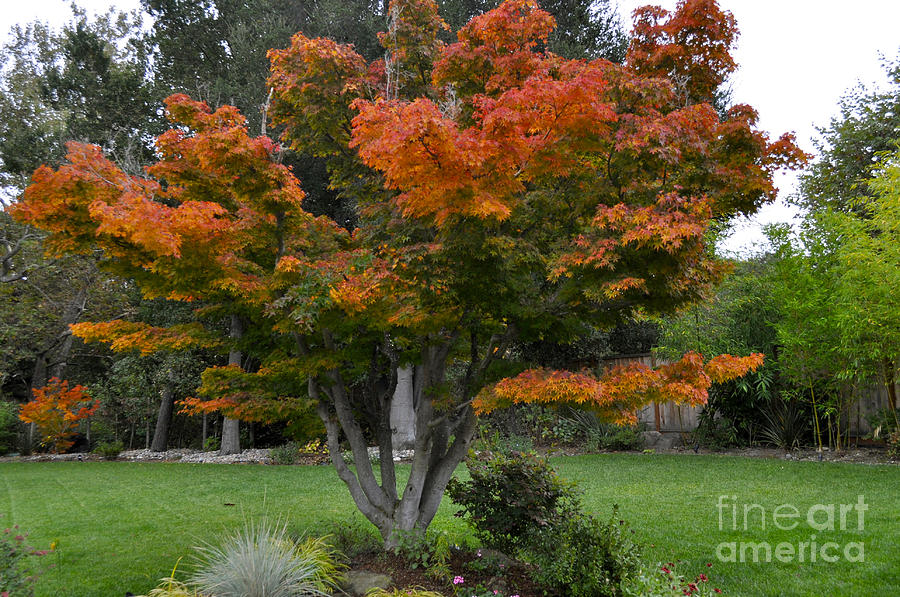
[
  {"xmin": 798, "ymin": 57, "xmax": 900, "ymax": 214},
  {"xmin": 10, "ymin": 0, "xmax": 800, "ymax": 545}
]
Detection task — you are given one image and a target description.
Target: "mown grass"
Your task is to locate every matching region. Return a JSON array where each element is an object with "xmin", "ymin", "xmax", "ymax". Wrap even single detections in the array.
[{"xmin": 1, "ymin": 454, "xmax": 897, "ymax": 597}]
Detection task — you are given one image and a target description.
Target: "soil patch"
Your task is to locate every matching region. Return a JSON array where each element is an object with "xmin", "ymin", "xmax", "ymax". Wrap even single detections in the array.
[{"xmin": 347, "ymin": 549, "xmax": 547, "ymax": 597}]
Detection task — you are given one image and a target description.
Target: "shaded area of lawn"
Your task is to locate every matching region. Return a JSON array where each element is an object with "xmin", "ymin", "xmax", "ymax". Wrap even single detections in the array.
[{"xmin": 1, "ymin": 454, "xmax": 897, "ymax": 596}]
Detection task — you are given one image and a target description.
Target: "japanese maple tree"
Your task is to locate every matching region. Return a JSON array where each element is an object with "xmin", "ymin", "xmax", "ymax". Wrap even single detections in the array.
[
  {"xmin": 19, "ymin": 378, "xmax": 98, "ymax": 453},
  {"xmin": 12, "ymin": 0, "xmax": 803, "ymax": 546}
]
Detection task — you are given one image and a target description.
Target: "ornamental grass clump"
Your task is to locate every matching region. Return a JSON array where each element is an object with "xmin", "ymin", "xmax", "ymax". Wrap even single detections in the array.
[{"xmin": 190, "ymin": 520, "xmax": 342, "ymax": 597}]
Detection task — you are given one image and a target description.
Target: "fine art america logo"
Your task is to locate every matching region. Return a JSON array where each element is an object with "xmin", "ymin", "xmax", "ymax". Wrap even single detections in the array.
[{"xmin": 715, "ymin": 495, "xmax": 867, "ymax": 563}]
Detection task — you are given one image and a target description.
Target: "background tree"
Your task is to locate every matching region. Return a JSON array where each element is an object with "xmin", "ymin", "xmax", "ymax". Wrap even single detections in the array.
[
  {"xmin": 656, "ymin": 255, "xmax": 787, "ymax": 445},
  {"xmin": 0, "ymin": 6, "xmax": 156, "ymax": 198},
  {"xmin": 0, "ymin": 7, "xmax": 159, "ymax": 452},
  {"xmin": 798, "ymin": 57, "xmax": 900, "ymax": 214},
  {"xmin": 842, "ymin": 153, "xmax": 900, "ymax": 427},
  {"xmin": 1, "ymin": 212, "xmax": 127, "ymax": 396},
  {"xmin": 18, "ymin": 377, "xmax": 98, "ymax": 452},
  {"xmin": 768, "ymin": 150, "xmax": 900, "ymax": 449}
]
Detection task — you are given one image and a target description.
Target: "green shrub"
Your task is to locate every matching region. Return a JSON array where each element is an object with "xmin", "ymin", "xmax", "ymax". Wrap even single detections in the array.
[
  {"xmin": 203, "ymin": 436, "xmax": 220, "ymax": 452},
  {"xmin": 471, "ymin": 429, "xmax": 533, "ymax": 455},
  {"xmin": 523, "ymin": 507, "xmax": 640, "ymax": 597},
  {"xmin": 0, "ymin": 515, "xmax": 48, "ymax": 597},
  {"xmin": 450, "ymin": 451, "xmax": 643, "ymax": 597},
  {"xmin": 690, "ymin": 412, "xmax": 740, "ymax": 450},
  {"xmin": 390, "ymin": 529, "xmax": 452, "ymax": 581},
  {"xmin": 522, "ymin": 405, "xmax": 581, "ymax": 444},
  {"xmin": 759, "ymin": 398, "xmax": 808, "ymax": 450},
  {"xmin": 269, "ymin": 442, "xmax": 300, "ymax": 465},
  {"xmin": 868, "ymin": 406, "xmax": 900, "ymax": 457},
  {"xmin": 599, "ymin": 424, "xmax": 645, "ymax": 451},
  {"xmin": 561, "ymin": 409, "xmax": 644, "ymax": 451},
  {"xmin": 0, "ymin": 400, "xmax": 21, "ymax": 455},
  {"xmin": 92, "ymin": 441, "xmax": 124, "ymax": 460},
  {"xmin": 87, "ymin": 420, "xmax": 118, "ymax": 446},
  {"xmin": 191, "ymin": 520, "xmax": 341, "ymax": 597},
  {"xmin": 446, "ymin": 450, "xmax": 579, "ymax": 554}
]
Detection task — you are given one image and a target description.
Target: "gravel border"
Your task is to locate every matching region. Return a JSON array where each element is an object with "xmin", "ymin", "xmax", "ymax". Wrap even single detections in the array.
[{"xmin": 4, "ymin": 446, "xmax": 417, "ymax": 464}]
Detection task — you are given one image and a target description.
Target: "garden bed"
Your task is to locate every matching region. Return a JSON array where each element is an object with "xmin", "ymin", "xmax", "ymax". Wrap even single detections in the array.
[{"xmin": 347, "ymin": 549, "xmax": 546, "ymax": 597}]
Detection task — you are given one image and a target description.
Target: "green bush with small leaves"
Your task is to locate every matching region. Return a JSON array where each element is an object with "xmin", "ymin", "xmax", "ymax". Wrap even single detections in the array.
[
  {"xmin": 449, "ymin": 450, "xmax": 643, "ymax": 597},
  {"xmin": 447, "ymin": 450, "xmax": 579, "ymax": 554},
  {"xmin": 390, "ymin": 529, "xmax": 452, "ymax": 582},
  {"xmin": 92, "ymin": 441, "xmax": 124, "ymax": 460},
  {"xmin": 269, "ymin": 442, "xmax": 300, "ymax": 465},
  {"xmin": 0, "ymin": 515, "xmax": 47, "ymax": 597},
  {"xmin": 320, "ymin": 516, "xmax": 381, "ymax": 561},
  {"xmin": 887, "ymin": 430, "xmax": 900, "ymax": 459},
  {"xmin": 523, "ymin": 507, "xmax": 640, "ymax": 597}
]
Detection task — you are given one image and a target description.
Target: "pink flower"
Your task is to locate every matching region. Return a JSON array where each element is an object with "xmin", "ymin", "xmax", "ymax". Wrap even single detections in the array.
[{"xmin": 453, "ymin": 575, "xmax": 465, "ymax": 585}]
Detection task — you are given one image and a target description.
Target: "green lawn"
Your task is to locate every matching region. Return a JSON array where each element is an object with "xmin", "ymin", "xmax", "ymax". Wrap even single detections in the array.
[{"xmin": 1, "ymin": 454, "xmax": 897, "ymax": 597}]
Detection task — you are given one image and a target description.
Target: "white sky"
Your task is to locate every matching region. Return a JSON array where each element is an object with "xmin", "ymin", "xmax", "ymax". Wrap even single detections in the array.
[{"xmin": 3, "ymin": 0, "xmax": 900, "ymax": 254}]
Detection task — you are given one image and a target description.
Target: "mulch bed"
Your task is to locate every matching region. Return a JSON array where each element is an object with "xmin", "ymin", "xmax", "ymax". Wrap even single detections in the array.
[{"xmin": 349, "ymin": 549, "xmax": 549, "ymax": 597}]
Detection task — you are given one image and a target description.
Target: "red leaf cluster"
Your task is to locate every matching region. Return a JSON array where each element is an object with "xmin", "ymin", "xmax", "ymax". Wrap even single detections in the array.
[{"xmin": 627, "ymin": 0, "xmax": 738, "ymax": 103}]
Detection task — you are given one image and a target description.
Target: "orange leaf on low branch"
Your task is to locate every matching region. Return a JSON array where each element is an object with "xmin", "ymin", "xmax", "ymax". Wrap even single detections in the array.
[{"xmin": 474, "ymin": 351, "xmax": 763, "ymax": 424}]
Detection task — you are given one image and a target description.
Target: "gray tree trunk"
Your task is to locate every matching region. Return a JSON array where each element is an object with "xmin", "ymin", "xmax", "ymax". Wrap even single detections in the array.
[
  {"xmin": 312, "ymin": 335, "xmax": 478, "ymax": 549},
  {"xmin": 150, "ymin": 370, "xmax": 176, "ymax": 452},
  {"xmin": 220, "ymin": 314, "xmax": 243, "ymax": 455},
  {"xmin": 305, "ymin": 324, "xmax": 514, "ymax": 550},
  {"xmin": 390, "ymin": 365, "xmax": 416, "ymax": 450},
  {"xmin": 221, "ymin": 418, "xmax": 240, "ymax": 454}
]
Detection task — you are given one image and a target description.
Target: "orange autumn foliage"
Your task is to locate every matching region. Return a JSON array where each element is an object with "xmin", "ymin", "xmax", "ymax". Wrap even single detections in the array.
[
  {"xmin": 474, "ymin": 352, "xmax": 764, "ymax": 425},
  {"xmin": 14, "ymin": 0, "xmax": 799, "ymax": 439},
  {"xmin": 628, "ymin": 0, "xmax": 738, "ymax": 104},
  {"xmin": 19, "ymin": 379, "xmax": 98, "ymax": 453},
  {"xmin": 70, "ymin": 320, "xmax": 223, "ymax": 356}
]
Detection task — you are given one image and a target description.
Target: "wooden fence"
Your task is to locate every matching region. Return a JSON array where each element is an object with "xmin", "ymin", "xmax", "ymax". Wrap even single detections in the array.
[{"xmin": 599, "ymin": 353, "xmax": 897, "ymax": 437}]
